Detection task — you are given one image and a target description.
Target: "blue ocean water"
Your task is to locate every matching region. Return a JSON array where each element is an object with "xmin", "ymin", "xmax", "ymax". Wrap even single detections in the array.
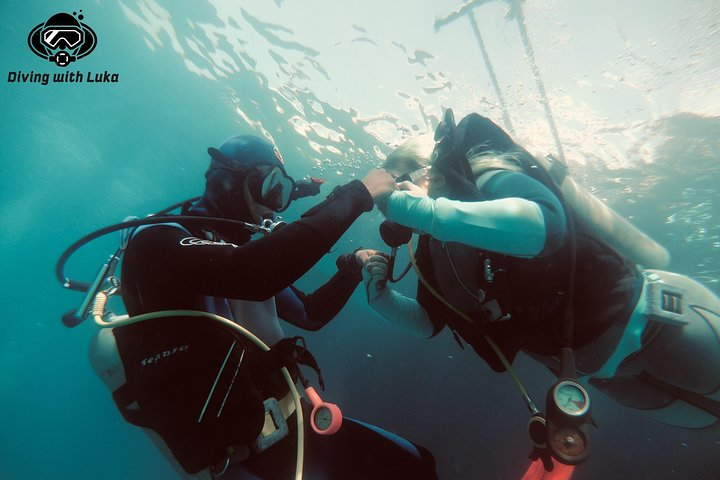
[{"xmin": 1, "ymin": 1, "xmax": 719, "ymax": 479}]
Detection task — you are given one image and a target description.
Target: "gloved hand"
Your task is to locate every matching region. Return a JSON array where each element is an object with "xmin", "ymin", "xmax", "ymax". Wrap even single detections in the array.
[
  {"xmin": 355, "ymin": 249, "xmax": 390, "ymax": 302},
  {"xmin": 336, "ymin": 250, "xmax": 363, "ymax": 280},
  {"xmin": 291, "ymin": 176, "xmax": 325, "ymax": 200}
]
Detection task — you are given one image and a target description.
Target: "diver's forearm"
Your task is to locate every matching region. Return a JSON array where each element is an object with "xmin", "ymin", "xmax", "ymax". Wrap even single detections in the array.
[{"xmin": 385, "ymin": 191, "xmax": 546, "ymax": 257}]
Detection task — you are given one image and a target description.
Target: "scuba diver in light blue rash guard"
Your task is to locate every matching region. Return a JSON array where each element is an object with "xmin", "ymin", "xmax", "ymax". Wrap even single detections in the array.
[
  {"xmin": 358, "ymin": 111, "xmax": 720, "ymax": 470},
  {"xmin": 60, "ymin": 135, "xmax": 437, "ymax": 480}
]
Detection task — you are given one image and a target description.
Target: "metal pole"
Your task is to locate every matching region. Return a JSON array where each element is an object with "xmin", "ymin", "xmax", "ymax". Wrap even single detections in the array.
[
  {"xmin": 435, "ymin": 0, "xmax": 514, "ymax": 134},
  {"xmin": 434, "ymin": 0, "xmax": 566, "ymax": 159},
  {"xmin": 466, "ymin": 11, "xmax": 515, "ymax": 134},
  {"xmin": 509, "ymin": 1, "xmax": 565, "ymax": 160},
  {"xmin": 434, "ymin": 0, "xmax": 495, "ymax": 32}
]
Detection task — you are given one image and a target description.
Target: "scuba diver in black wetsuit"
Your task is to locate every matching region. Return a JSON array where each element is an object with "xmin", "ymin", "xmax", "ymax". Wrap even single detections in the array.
[
  {"xmin": 67, "ymin": 135, "xmax": 437, "ymax": 479},
  {"xmin": 357, "ymin": 111, "xmax": 720, "ymax": 471}
]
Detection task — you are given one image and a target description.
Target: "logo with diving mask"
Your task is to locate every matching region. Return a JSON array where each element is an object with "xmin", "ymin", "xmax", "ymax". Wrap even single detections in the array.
[{"xmin": 28, "ymin": 10, "xmax": 97, "ymax": 67}]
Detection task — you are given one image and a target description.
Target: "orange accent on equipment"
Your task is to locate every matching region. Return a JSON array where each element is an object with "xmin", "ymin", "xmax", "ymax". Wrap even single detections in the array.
[
  {"xmin": 521, "ymin": 457, "xmax": 575, "ymax": 480},
  {"xmin": 305, "ymin": 386, "xmax": 343, "ymax": 435}
]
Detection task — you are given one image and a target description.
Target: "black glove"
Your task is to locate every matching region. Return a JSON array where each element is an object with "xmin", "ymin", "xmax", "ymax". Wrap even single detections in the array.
[
  {"xmin": 336, "ymin": 249, "xmax": 363, "ymax": 278},
  {"xmin": 291, "ymin": 176, "xmax": 325, "ymax": 200}
]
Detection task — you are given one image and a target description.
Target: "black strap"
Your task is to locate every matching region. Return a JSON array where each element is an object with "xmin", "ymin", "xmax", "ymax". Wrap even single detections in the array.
[
  {"xmin": 637, "ymin": 371, "xmax": 720, "ymax": 420},
  {"xmin": 432, "ymin": 110, "xmax": 485, "ymax": 202},
  {"xmin": 246, "ymin": 336, "xmax": 325, "ymax": 390},
  {"xmin": 452, "ymin": 330, "xmax": 465, "ymax": 350}
]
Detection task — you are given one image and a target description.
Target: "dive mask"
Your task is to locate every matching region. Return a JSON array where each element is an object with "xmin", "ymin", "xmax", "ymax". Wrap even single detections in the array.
[
  {"xmin": 257, "ymin": 165, "xmax": 295, "ymax": 212},
  {"xmin": 207, "ymin": 147, "xmax": 296, "ymax": 212}
]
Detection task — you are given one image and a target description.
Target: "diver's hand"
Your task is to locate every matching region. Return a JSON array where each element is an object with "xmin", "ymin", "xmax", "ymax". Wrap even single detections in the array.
[
  {"xmin": 361, "ymin": 169, "xmax": 397, "ymax": 211},
  {"xmin": 291, "ymin": 176, "xmax": 325, "ymax": 200},
  {"xmin": 355, "ymin": 248, "xmax": 389, "ymax": 268},
  {"xmin": 396, "ymin": 180, "xmax": 428, "ymax": 197},
  {"xmin": 355, "ymin": 249, "xmax": 390, "ymax": 301},
  {"xmin": 335, "ymin": 251, "xmax": 363, "ymax": 278}
]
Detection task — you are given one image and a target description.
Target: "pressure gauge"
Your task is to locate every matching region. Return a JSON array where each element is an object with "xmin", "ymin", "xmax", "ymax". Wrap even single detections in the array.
[
  {"xmin": 305, "ymin": 386, "xmax": 343, "ymax": 435},
  {"xmin": 546, "ymin": 378, "xmax": 592, "ymax": 464},
  {"xmin": 312, "ymin": 403, "xmax": 342, "ymax": 434},
  {"xmin": 551, "ymin": 425, "xmax": 587, "ymax": 458},
  {"xmin": 552, "ymin": 380, "xmax": 589, "ymax": 416}
]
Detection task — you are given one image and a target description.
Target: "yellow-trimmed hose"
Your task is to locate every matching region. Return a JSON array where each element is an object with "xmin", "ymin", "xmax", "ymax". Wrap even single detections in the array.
[
  {"xmin": 406, "ymin": 241, "xmax": 537, "ymax": 411},
  {"xmin": 92, "ymin": 291, "xmax": 305, "ymax": 480}
]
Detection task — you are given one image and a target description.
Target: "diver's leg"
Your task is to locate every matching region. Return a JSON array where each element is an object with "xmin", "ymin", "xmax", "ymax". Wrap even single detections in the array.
[
  {"xmin": 303, "ymin": 416, "xmax": 438, "ymax": 480},
  {"xmin": 591, "ymin": 270, "xmax": 720, "ymax": 429},
  {"xmin": 223, "ymin": 402, "xmax": 437, "ymax": 479}
]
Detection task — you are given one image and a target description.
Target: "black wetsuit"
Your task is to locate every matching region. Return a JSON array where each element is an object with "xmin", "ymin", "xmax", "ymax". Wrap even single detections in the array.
[{"xmin": 118, "ymin": 180, "xmax": 437, "ymax": 479}]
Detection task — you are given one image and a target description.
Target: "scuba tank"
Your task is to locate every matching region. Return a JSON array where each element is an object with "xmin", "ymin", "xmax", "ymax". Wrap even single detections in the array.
[
  {"xmin": 434, "ymin": 109, "xmax": 670, "ymax": 269},
  {"xmin": 534, "ymin": 153, "xmax": 670, "ymax": 269}
]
